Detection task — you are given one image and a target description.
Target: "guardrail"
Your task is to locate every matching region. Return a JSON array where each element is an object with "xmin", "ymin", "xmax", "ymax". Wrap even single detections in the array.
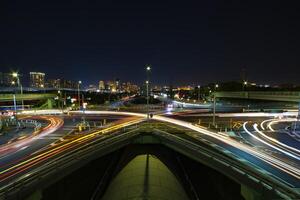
[
  {"xmin": 153, "ymin": 129, "xmax": 299, "ymax": 199},
  {"xmin": 18, "ymin": 119, "xmax": 42, "ymax": 131},
  {"xmin": 0, "ymin": 127, "xmax": 142, "ymax": 199}
]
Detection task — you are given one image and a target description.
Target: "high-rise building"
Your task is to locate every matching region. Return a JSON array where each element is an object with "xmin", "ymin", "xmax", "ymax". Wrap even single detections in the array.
[
  {"xmin": 107, "ymin": 80, "xmax": 117, "ymax": 92},
  {"xmin": 46, "ymin": 79, "xmax": 77, "ymax": 89},
  {"xmin": 99, "ymin": 80, "xmax": 105, "ymax": 90},
  {"xmin": 30, "ymin": 72, "xmax": 45, "ymax": 88}
]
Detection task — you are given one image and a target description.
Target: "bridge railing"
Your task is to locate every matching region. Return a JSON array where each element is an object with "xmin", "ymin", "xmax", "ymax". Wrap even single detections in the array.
[
  {"xmin": 152, "ymin": 129, "xmax": 300, "ymax": 199},
  {"xmin": 0, "ymin": 125, "xmax": 142, "ymax": 199},
  {"xmin": 0, "ymin": 124, "xmax": 299, "ymax": 199}
]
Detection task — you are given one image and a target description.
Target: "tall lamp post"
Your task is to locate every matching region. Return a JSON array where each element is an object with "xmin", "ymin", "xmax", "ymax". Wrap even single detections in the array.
[
  {"xmin": 78, "ymin": 80, "xmax": 82, "ymax": 109},
  {"xmin": 146, "ymin": 64, "xmax": 151, "ymax": 119},
  {"xmin": 197, "ymin": 85, "xmax": 201, "ymax": 102},
  {"xmin": 12, "ymin": 72, "xmax": 24, "ymax": 110},
  {"xmin": 243, "ymin": 81, "xmax": 247, "ymax": 91},
  {"xmin": 57, "ymin": 90, "xmax": 61, "ymax": 111},
  {"xmin": 213, "ymin": 83, "xmax": 218, "ymax": 127}
]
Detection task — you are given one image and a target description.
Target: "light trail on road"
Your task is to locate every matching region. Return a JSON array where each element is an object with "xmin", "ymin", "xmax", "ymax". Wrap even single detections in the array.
[
  {"xmin": 68, "ymin": 111, "xmax": 300, "ymax": 183},
  {"xmin": 5, "ymin": 110, "xmax": 300, "ymax": 187},
  {"xmin": 253, "ymin": 123, "xmax": 300, "ymax": 155},
  {"xmin": 0, "ymin": 116, "xmax": 64, "ymax": 157},
  {"xmin": 0, "ymin": 116, "xmax": 143, "ymax": 183}
]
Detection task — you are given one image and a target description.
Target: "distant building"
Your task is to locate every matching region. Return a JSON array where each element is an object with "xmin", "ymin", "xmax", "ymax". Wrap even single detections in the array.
[
  {"xmin": 61, "ymin": 79, "xmax": 77, "ymax": 89},
  {"xmin": 87, "ymin": 84, "xmax": 97, "ymax": 92},
  {"xmin": 99, "ymin": 80, "xmax": 105, "ymax": 90},
  {"xmin": 46, "ymin": 79, "xmax": 61, "ymax": 89},
  {"xmin": 122, "ymin": 82, "xmax": 139, "ymax": 93},
  {"xmin": 46, "ymin": 79, "xmax": 77, "ymax": 89},
  {"xmin": 107, "ymin": 80, "xmax": 117, "ymax": 92},
  {"xmin": 30, "ymin": 72, "xmax": 45, "ymax": 88}
]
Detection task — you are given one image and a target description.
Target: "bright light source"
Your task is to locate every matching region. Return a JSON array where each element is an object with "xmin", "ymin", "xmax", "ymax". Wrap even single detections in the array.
[
  {"xmin": 78, "ymin": 80, "xmax": 82, "ymax": 84},
  {"xmin": 12, "ymin": 72, "xmax": 18, "ymax": 77},
  {"xmin": 215, "ymin": 84, "xmax": 219, "ymax": 88},
  {"xmin": 83, "ymin": 102, "xmax": 88, "ymax": 109},
  {"xmin": 244, "ymin": 81, "xmax": 248, "ymax": 85},
  {"xmin": 145, "ymin": 80, "xmax": 149, "ymax": 84},
  {"xmin": 146, "ymin": 66, "xmax": 151, "ymax": 71}
]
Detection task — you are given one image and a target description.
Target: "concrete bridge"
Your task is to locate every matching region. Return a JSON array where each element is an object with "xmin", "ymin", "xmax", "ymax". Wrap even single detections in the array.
[
  {"xmin": 213, "ymin": 91, "xmax": 300, "ymax": 102},
  {"xmin": 1, "ymin": 123, "xmax": 298, "ymax": 200}
]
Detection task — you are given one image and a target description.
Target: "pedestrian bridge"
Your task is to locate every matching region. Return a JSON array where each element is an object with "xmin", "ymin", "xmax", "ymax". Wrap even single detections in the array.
[{"xmin": 213, "ymin": 91, "xmax": 300, "ymax": 102}]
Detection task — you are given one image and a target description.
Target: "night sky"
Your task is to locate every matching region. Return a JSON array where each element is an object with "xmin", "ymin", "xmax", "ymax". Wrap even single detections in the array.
[{"xmin": 1, "ymin": 1, "xmax": 300, "ymax": 86}]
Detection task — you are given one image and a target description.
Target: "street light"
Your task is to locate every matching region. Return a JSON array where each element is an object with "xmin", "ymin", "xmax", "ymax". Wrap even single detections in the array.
[
  {"xmin": 197, "ymin": 85, "xmax": 201, "ymax": 102},
  {"xmin": 243, "ymin": 81, "xmax": 248, "ymax": 91},
  {"xmin": 145, "ymin": 64, "xmax": 151, "ymax": 119},
  {"xmin": 12, "ymin": 72, "xmax": 24, "ymax": 110},
  {"xmin": 215, "ymin": 84, "xmax": 219, "ymax": 90},
  {"xmin": 78, "ymin": 81, "xmax": 82, "ymax": 109},
  {"xmin": 213, "ymin": 84, "xmax": 218, "ymax": 127}
]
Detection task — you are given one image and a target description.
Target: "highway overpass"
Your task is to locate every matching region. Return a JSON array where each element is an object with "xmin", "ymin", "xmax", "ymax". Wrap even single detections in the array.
[
  {"xmin": 213, "ymin": 91, "xmax": 300, "ymax": 102},
  {"xmin": 1, "ymin": 123, "xmax": 298, "ymax": 200}
]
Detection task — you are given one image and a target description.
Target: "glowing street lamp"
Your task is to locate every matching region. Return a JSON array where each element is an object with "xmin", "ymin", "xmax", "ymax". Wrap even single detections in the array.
[
  {"xmin": 243, "ymin": 81, "xmax": 248, "ymax": 91},
  {"xmin": 197, "ymin": 85, "xmax": 201, "ymax": 101},
  {"xmin": 78, "ymin": 81, "xmax": 82, "ymax": 109},
  {"xmin": 145, "ymin": 64, "xmax": 151, "ymax": 119},
  {"xmin": 11, "ymin": 72, "xmax": 24, "ymax": 110}
]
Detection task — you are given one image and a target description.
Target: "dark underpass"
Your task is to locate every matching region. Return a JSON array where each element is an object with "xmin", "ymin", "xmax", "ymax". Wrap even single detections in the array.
[{"xmin": 40, "ymin": 144, "xmax": 244, "ymax": 200}]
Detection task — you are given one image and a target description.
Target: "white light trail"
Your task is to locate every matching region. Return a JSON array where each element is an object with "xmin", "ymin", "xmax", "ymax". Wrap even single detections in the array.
[{"xmin": 243, "ymin": 122, "xmax": 300, "ymax": 161}]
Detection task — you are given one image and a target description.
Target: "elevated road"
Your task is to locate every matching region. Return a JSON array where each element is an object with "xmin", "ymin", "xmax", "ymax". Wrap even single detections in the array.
[
  {"xmin": 213, "ymin": 91, "xmax": 300, "ymax": 102},
  {"xmin": 0, "ymin": 110, "xmax": 299, "ymax": 199},
  {"xmin": 0, "ymin": 122, "xmax": 299, "ymax": 199}
]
